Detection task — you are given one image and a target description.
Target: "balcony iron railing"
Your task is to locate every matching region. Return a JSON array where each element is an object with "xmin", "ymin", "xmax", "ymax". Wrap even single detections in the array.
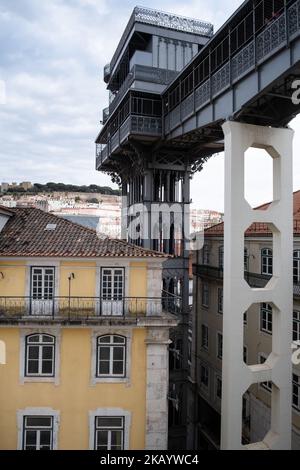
[
  {"xmin": 96, "ymin": 114, "xmax": 162, "ymax": 168},
  {"xmin": 194, "ymin": 264, "xmax": 300, "ymax": 296},
  {"xmin": 109, "ymin": 7, "xmax": 213, "ymax": 76},
  {"xmin": 0, "ymin": 295, "xmax": 181, "ymax": 322},
  {"xmin": 193, "ymin": 264, "xmax": 271, "ymax": 288},
  {"xmin": 164, "ymin": 0, "xmax": 300, "ymax": 134}
]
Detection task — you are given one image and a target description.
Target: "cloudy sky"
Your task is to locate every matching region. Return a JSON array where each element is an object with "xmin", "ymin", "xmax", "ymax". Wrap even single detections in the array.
[{"xmin": 1, "ymin": 0, "xmax": 300, "ymax": 212}]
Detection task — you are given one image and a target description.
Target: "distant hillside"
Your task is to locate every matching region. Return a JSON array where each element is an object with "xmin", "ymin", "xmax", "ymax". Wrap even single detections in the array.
[{"xmin": 6, "ymin": 182, "xmax": 120, "ymax": 196}]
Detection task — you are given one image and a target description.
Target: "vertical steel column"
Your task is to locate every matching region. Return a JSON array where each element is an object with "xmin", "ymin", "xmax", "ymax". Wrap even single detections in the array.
[{"xmin": 221, "ymin": 121, "xmax": 293, "ymax": 450}]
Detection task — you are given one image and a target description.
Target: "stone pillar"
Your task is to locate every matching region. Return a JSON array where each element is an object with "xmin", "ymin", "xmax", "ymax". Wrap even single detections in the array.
[
  {"xmin": 221, "ymin": 121, "xmax": 293, "ymax": 450},
  {"xmin": 145, "ymin": 328, "xmax": 170, "ymax": 450}
]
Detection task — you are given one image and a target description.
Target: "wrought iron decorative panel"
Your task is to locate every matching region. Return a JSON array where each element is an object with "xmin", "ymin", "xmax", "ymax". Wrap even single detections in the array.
[{"xmin": 232, "ymin": 40, "xmax": 255, "ymax": 82}]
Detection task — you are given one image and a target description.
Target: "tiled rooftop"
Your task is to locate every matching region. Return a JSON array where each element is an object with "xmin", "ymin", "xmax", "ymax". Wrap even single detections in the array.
[
  {"xmin": 204, "ymin": 190, "xmax": 300, "ymax": 237},
  {"xmin": 0, "ymin": 206, "xmax": 167, "ymax": 259}
]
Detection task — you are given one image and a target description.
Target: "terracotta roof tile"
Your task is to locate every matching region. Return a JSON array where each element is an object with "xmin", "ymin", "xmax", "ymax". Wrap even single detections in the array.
[
  {"xmin": 0, "ymin": 206, "xmax": 167, "ymax": 259},
  {"xmin": 204, "ymin": 191, "xmax": 300, "ymax": 237}
]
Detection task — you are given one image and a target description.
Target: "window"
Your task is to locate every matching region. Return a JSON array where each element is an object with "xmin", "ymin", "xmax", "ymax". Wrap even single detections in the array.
[
  {"xmin": 294, "ymin": 251, "xmax": 300, "ymax": 284},
  {"xmin": 244, "ymin": 248, "xmax": 249, "ymax": 272},
  {"xmin": 94, "ymin": 417, "xmax": 124, "ymax": 450},
  {"xmin": 219, "ymin": 246, "xmax": 224, "ymax": 270},
  {"xmin": 201, "ymin": 325, "xmax": 209, "ymax": 350},
  {"xmin": 23, "ymin": 416, "xmax": 53, "ymax": 450},
  {"xmin": 217, "ymin": 288, "xmax": 223, "ymax": 314},
  {"xmin": 217, "ymin": 333, "xmax": 223, "ymax": 360},
  {"xmin": 260, "ymin": 303, "xmax": 273, "ymax": 335},
  {"xmin": 259, "ymin": 354, "xmax": 272, "ymax": 392},
  {"xmin": 31, "ymin": 267, "xmax": 55, "ymax": 300},
  {"xmin": 97, "ymin": 335, "xmax": 126, "ymax": 378},
  {"xmin": 203, "ymin": 245, "xmax": 210, "ymax": 266},
  {"xmin": 188, "ymin": 329, "xmax": 192, "ymax": 366},
  {"xmin": 25, "ymin": 334, "xmax": 55, "ymax": 377},
  {"xmin": 169, "ymin": 339, "xmax": 182, "ymax": 371},
  {"xmin": 293, "ymin": 311, "xmax": 300, "ymax": 343},
  {"xmin": 293, "ymin": 373, "xmax": 300, "ymax": 412},
  {"xmin": 31, "ymin": 267, "xmax": 55, "ymax": 315},
  {"xmin": 261, "ymin": 248, "xmax": 273, "ymax": 275},
  {"xmin": 244, "ymin": 311, "xmax": 248, "ymax": 325},
  {"xmin": 101, "ymin": 268, "xmax": 124, "ymax": 316},
  {"xmin": 216, "ymin": 376, "xmax": 222, "ymax": 400},
  {"xmin": 202, "ymin": 283, "xmax": 209, "ymax": 307},
  {"xmin": 200, "ymin": 365, "xmax": 209, "ymax": 388},
  {"xmin": 243, "ymin": 346, "xmax": 248, "ymax": 364}
]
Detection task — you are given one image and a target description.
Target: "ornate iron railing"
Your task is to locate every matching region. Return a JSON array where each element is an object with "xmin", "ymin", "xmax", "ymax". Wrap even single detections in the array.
[
  {"xmin": 110, "ymin": 7, "xmax": 213, "ymax": 74},
  {"xmin": 0, "ymin": 295, "xmax": 181, "ymax": 322},
  {"xmin": 96, "ymin": 114, "xmax": 162, "ymax": 167},
  {"xmin": 165, "ymin": 0, "xmax": 300, "ymax": 133}
]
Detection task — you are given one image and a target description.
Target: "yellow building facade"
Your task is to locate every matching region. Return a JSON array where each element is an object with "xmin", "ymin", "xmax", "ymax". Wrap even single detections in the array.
[{"xmin": 0, "ymin": 206, "xmax": 177, "ymax": 450}]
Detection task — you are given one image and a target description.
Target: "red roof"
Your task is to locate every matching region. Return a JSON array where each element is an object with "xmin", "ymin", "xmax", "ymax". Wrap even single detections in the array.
[
  {"xmin": 204, "ymin": 191, "xmax": 300, "ymax": 237},
  {"xmin": 0, "ymin": 206, "xmax": 167, "ymax": 259}
]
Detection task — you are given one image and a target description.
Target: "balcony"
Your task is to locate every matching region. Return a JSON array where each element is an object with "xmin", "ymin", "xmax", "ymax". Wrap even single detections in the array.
[
  {"xmin": 0, "ymin": 295, "xmax": 181, "ymax": 323},
  {"xmin": 102, "ymin": 107, "xmax": 109, "ymax": 124},
  {"xmin": 193, "ymin": 264, "xmax": 271, "ymax": 288},
  {"xmin": 96, "ymin": 114, "xmax": 162, "ymax": 169},
  {"xmin": 108, "ymin": 65, "xmax": 178, "ymax": 117}
]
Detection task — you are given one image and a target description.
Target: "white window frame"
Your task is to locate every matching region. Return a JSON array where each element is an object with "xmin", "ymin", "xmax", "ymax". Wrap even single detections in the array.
[
  {"xmin": 89, "ymin": 408, "xmax": 131, "ymax": 450},
  {"xmin": 293, "ymin": 311, "xmax": 300, "ymax": 343},
  {"xmin": 31, "ymin": 267, "xmax": 55, "ymax": 301},
  {"xmin": 20, "ymin": 328, "xmax": 61, "ymax": 384},
  {"xmin": 25, "ymin": 261, "xmax": 60, "ymax": 316},
  {"xmin": 201, "ymin": 324, "xmax": 209, "ymax": 351},
  {"xmin": 261, "ymin": 248, "xmax": 273, "ymax": 276},
  {"xmin": 23, "ymin": 415, "xmax": 54, "ymax": 450},
  {"xmin": 17, "ymin": 408, "xmax": 60, "ymax": 450},
  {"xmin": 90, "ymin": 328, "xmax": 132, "ymax": 385},
  {"xmin": 260, "ymin": 303, "xmax": 273, "ymax": 335},
  {"xmin": 94, "ymin": 416, "xmax": 124, "ymax": 450},
  {"xmin": 216, "ymin": 332, "xmax": 223, "ymax": 360},
  {"xmin": 25, "ymin": 334, "xmax": 55, "ymax": 378},
  {"xmin": 293, "ymin": 372, "xmax": 300, "ymax": 413},
  {"xmin": 96, "ymin": 335, "xmax": 126, "ymax": 378}
]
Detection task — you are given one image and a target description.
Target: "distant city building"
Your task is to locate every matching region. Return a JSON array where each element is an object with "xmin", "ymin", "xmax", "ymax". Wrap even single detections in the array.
[
  {"xmin": 20, "ymin": 182, "xmax": 32, "ymax": 190},
  {"xmin": 0, "ymin": 183, "xmax": 9, "ymax": 193}
]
